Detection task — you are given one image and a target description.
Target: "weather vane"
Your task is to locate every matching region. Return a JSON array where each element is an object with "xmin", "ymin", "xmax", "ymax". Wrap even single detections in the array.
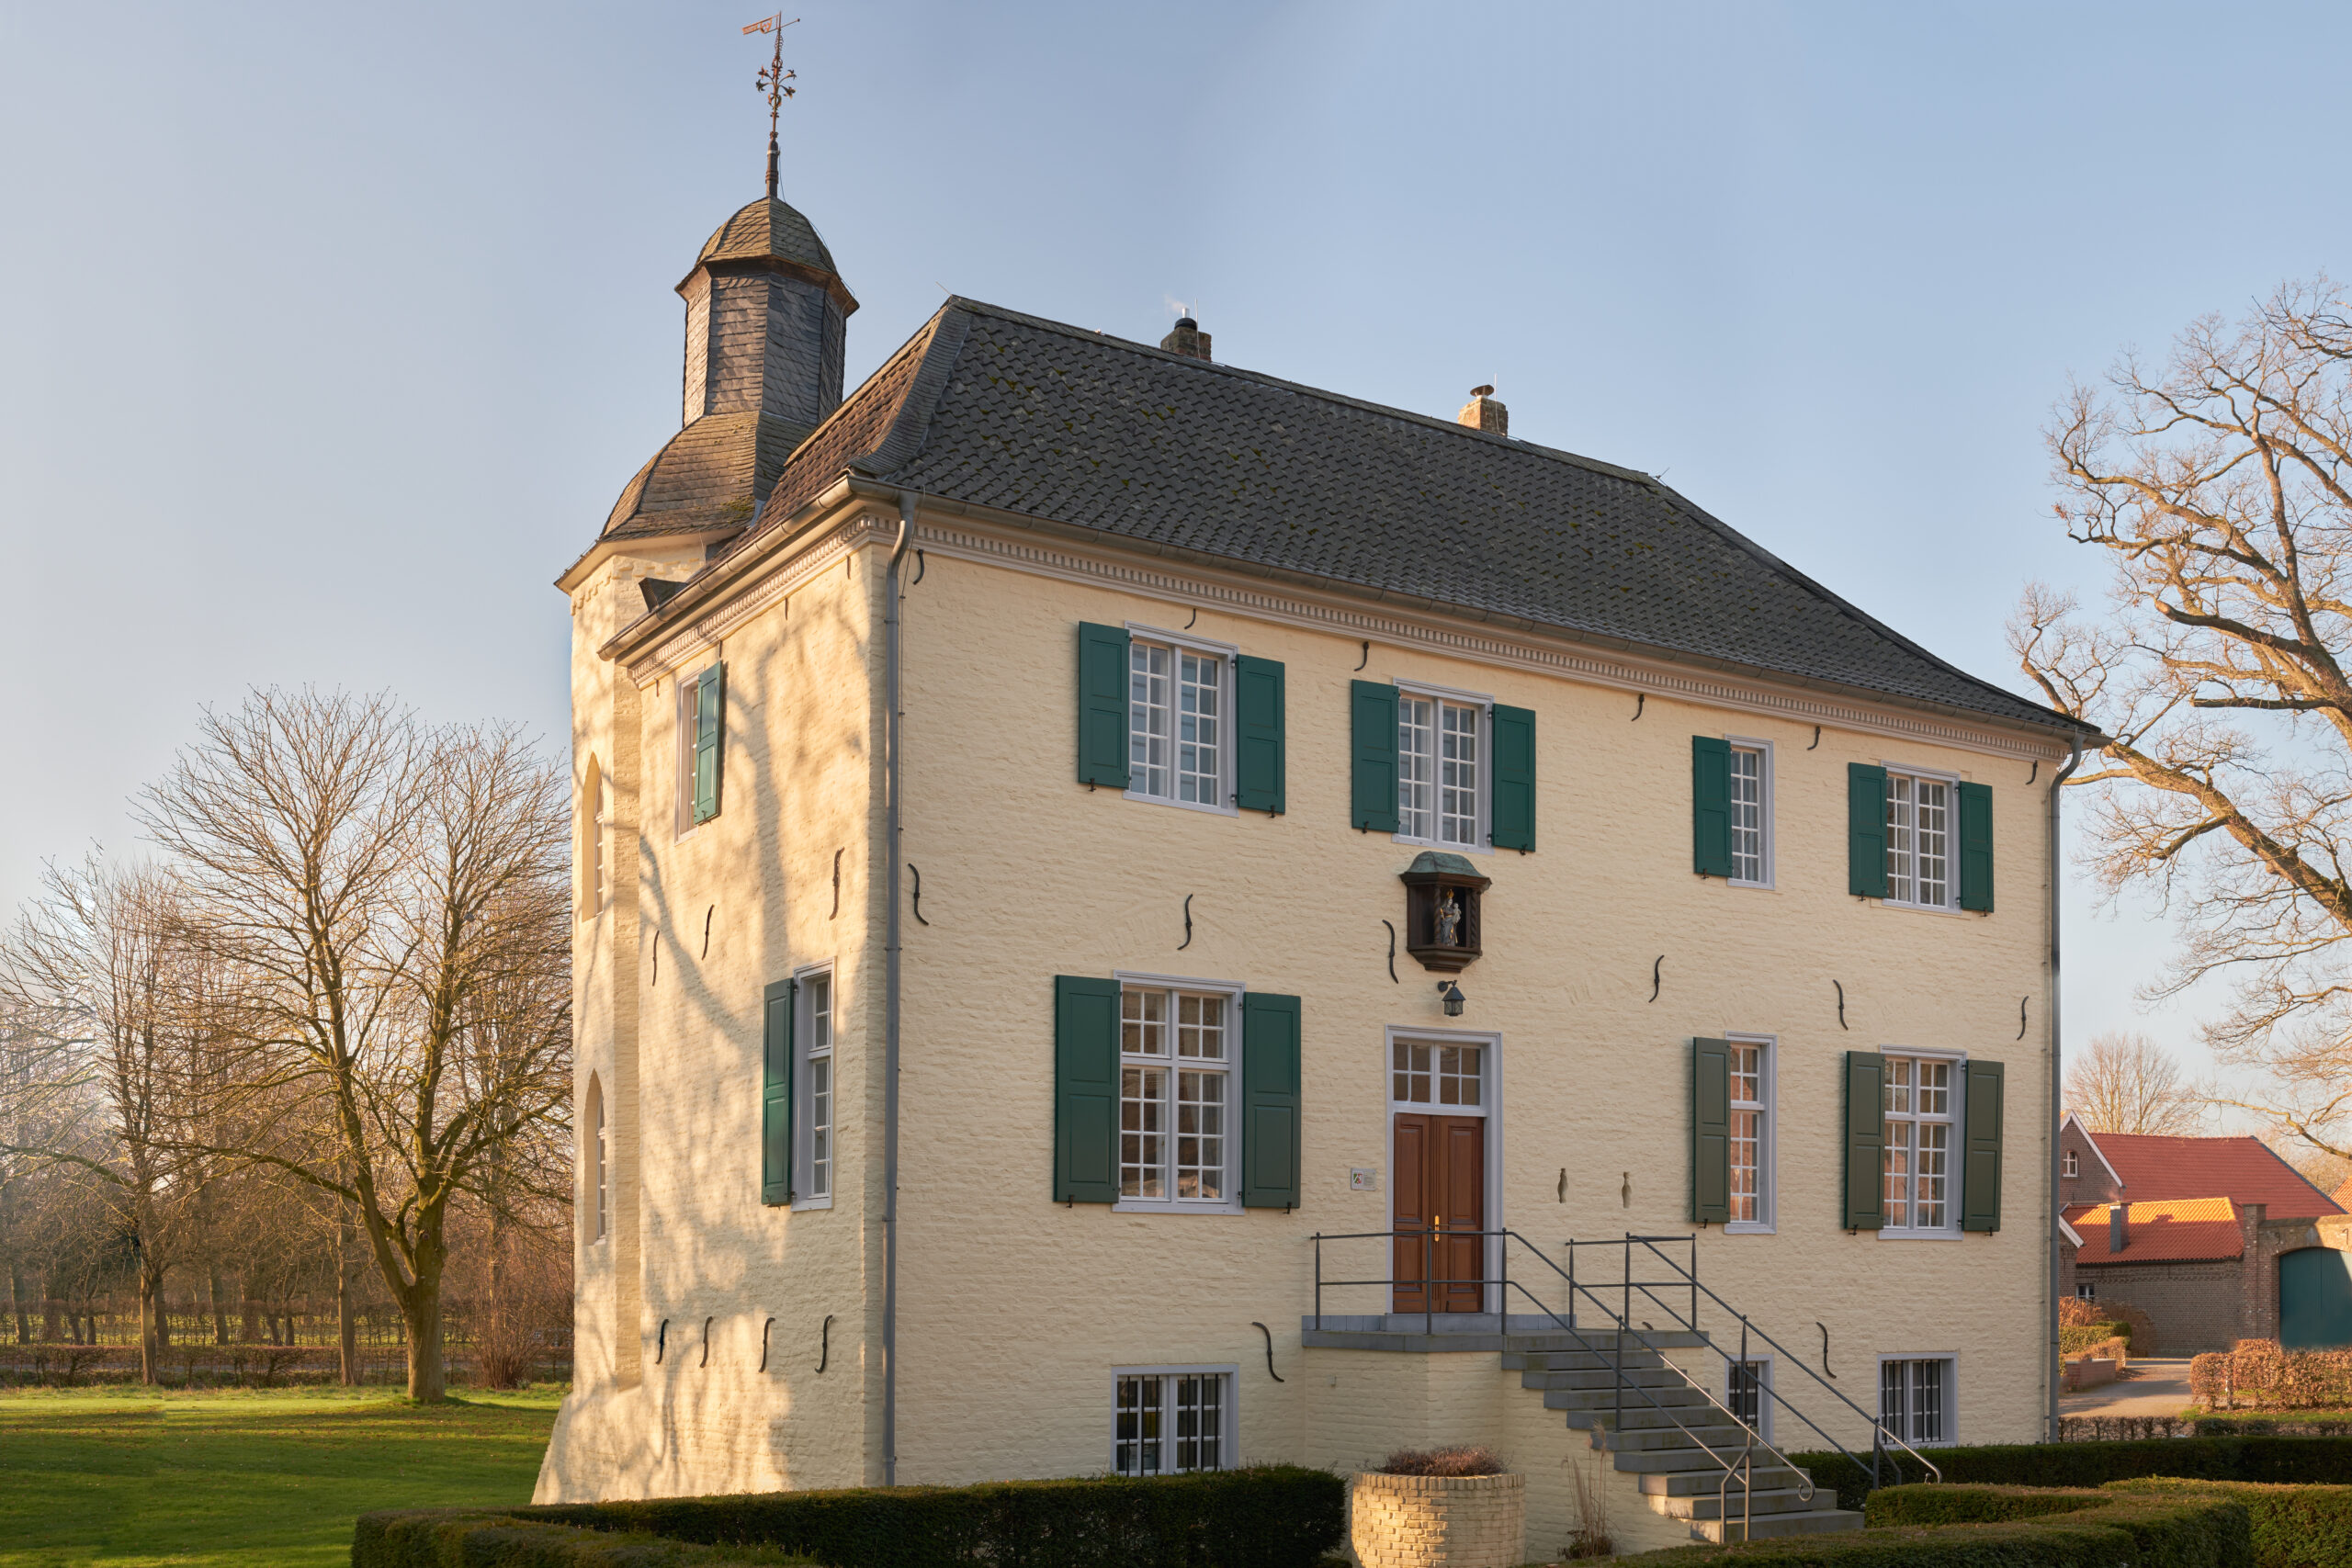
[{"xmin": 741, "ymin": 14, "xmax": 799, "ymax": 200}]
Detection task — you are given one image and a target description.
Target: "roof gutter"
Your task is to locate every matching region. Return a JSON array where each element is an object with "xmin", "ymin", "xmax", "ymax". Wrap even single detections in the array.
[
  {"xmin": 881, "ymin": 491, "xmax": 913, "ymax": 1484},
  {"xmin": 2046, "ymin": 729, "xmax": 2086, "ymax": 1441}
]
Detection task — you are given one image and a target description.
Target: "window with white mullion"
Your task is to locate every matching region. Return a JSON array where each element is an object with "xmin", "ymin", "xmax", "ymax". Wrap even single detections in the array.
[
  {"xmin": 1883, "ymin": 1055, "xmax": 1954, "ymax": 1230},
  {"xmin": 1120, "ymin": 988, "xmax": 1230, "ymax": 1203},
  {"xmin": 1884, "ymin": 771, "xmax": 1953, "ymax": 908},
  {"xmin": 1398, "ymin": 692, "xmax": 1485, "ymax": 847},
  {"xmin": 1114, "ymin": 1371, "xmax": 1227, "ymax": 1474},
  {"xmin": 803, "ymin": 973, "xmax": 833, "ymax": 1201},
  {"xmin": 1128, "ymin": 641, "xmax": 1223, "ymax": 806},
  {"xmin": 1879, "ymin": 1357, "xmax": 1952, "ymax": 1446},
  {"xmin": 1728, "ymin": 1040, "xmax": 1769, "ymax": 1226},
  {"xmin": 1729, "ymin": 745, "xmax": 1766, "ymax": 884}
]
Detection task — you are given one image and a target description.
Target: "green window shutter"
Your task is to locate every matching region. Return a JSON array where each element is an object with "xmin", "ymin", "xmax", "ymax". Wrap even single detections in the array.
[
  {"xmin": 1234, "ymin": 656, "xmax": 1286, "ymax": 814},
  {"xmin": 1958, "ymin": 782, "xmax": 1994, "ymax": 912},
  {"xmin": 1491, "ymin": 705, "xmax": 1536, "ymax": 852},
  {"xmin": 761, "ymin": 978, "xmax": 795, "ymax": 1206},
  {"xmin": 1054, "ymin": 976, "xmax": 1120, "ymax": 1203},
  {"xmin": 1350, "ymin": 681, "xmax": 1399, "ymax": 833},
  {"xmin": 1690, "ymin": 1037, "xmax": 1731, "ymax": 1224},
  {"xmin": 693, "ymin": 661, "xmax": 726, "ymax": 824},
  {"xmin": 1691, "ymin": 737, "xmax": 1732, "ymax": 877},
  {"xmin": 1076, "ymin": 624, "xmax": 1131, "ymax": 789},
  {"xmin": 1962, "ymin": 1059, "xmax": 2005, "ymax": 1233},
  {"xmin": 1847, "ymin": 763, "xmax": 1889, "ymax": 897},
  {"xmin": 1842, "ymin": 1051, "xmax": 1886, "ymax": 1231},
  {"xmin": 1241, "ymin": 992, "xmax": 1303, "ymax": 1210}
]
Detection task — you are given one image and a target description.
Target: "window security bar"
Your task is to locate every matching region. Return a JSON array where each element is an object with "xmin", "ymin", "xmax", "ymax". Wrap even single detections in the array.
[{"xmin": 1309, "ymin": 1226, "xmax": 1939, "ymax": 1514}]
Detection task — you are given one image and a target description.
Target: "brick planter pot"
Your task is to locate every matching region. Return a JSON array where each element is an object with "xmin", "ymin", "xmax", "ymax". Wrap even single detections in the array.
[{"xmin": 1350, "ymin": 1471, "xmax": 1525, "ymax": 1568}]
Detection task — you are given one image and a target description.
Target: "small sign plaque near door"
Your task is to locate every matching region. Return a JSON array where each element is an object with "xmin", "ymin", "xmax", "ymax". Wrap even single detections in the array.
[{"xmin": 1349, "ymin": 1167, "xmax": 1379, "ymax": 1192}]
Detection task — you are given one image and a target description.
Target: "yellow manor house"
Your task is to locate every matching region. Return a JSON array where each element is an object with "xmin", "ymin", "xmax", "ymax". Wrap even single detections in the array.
[{"xmin": 537, "ymin": 180, "xmax": 2084, "ymax": 1551}]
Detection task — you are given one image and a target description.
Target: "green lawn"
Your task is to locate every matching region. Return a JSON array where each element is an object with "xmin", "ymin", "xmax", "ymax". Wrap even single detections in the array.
[{"xmin": 0, "ymin": 1383, "xmax": 562, "ymax": 1568}]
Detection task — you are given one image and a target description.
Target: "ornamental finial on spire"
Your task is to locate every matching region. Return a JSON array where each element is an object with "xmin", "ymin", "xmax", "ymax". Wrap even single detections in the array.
[{"xmin": 741, "ymin": 14, "xmax": 798, "ymax": 201}]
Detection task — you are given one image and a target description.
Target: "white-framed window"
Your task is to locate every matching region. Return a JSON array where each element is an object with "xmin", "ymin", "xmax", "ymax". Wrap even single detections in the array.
[
  {"xmin": 1396, "ymin": 682, "xmax": 1489, "ymax": 850},
  {"xmin": 2062, "ymin": 1150, "xmax": 2079, "ymax": 1178},
  {"xmin": 1118, "ymin": 981, "xmax": 1237, "ymax": 1209},
  {"xmin": 1883, "ymin": 768, "xmax": 1956, "ymax": 909},
  {"xmin": 1391, "ymin": 1038, "xmax": 1487, "ymax": 1111},
  {"xmin": 2074, "ymin": 1282, "xmax": 2097, "ymax": 1302},
  {"xmin": 674, "ymin": 675, "xmax": 702, "ymax": 838},
  {"xmin": 1883, "ymin": 1054, "xmax": 1959, "ymax": 1234},
  {"xmin": 1727, "ymin": 1357, "xmax": 1773, "ymax": 1442},
  {"xmin": 1727, "ymin": 1036, "xmax": 1773, "ymax": 1231},
  {"xmin": 1126, "ymin": 629, "xmax": 1232, "ymax": 812},
  {"xmin": 1727, "ymin": 740, "xmax": 1770, "ymax": 886},
  {"xmin": 1879, "ymin": 1356, "xmax": 1955, "ymax": 1447},
  {"xmin": 797, "ymin": 970, "xmax": 834, "ymax": 1206},
  {"xmin": 588, "ymin": 1074, "xmax": 607, "ymax": 1244},
  {"xmin": 1113, "ymin": 1366, "xmax": 1235, "ymax": 1475}
]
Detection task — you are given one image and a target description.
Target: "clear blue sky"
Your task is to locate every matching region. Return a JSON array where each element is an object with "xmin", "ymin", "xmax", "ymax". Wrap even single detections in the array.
[{"xmin": 6, "ymin": 1, "xmax": 2349, "ymax": 1115}]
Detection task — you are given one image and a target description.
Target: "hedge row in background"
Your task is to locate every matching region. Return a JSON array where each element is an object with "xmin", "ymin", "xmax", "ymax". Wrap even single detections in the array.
[
  {"xmin": 2060, "ymin": 1322, "xmax": 2133, "ymax": 1355},
  {"xmin": 356, "ymin": 1511, "xmax": 808, "ymax": 1566},
  {"xmin": 1791, "ymin": 1435, "xmax": 2352, "ymax": 1513},
  {"xmin": 2195, "ymin": 1340, "xmax": 2352, "ymax": 1413},
  {"xmin": 1638, "ymin": 1483, "xmax": 2249, "ymax": 1567},
  {"xmin": 356, "ymin": 1468, "xmax": 1346, "ymax": 1568},
  {"xmin": 2109, "ymin": 1478, "xmax": 2352, "ymax": 1568}
]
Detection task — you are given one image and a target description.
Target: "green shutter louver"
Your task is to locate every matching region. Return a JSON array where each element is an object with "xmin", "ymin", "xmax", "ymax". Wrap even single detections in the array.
[
  {"xmin": 1958, "ymin": 781, "xmax": 1994, "ymax": 912},
  {"xmin": 1691, "ymin": 737, "xmax": 1733, "ymax": 877},
  {"xmin": 761, "ymin": 978, "xmax": 795, "ymax": 1206},
  {"xmin": 1848, "ymin": 763, "xmax": 1888, "ymax": 898},
  {"xmin": 1241, "ymin": 992, "xmax": 1303, "ymax": 1210},
  {"xmin": 693, "ymin": 662, "xmax": 726, "ymax": 825},
  {"xmin": 1350, "ymin": 681, "xmax": 1399, "ymax": 833},
  {"xmin": 1690, "ymin": 1037, "xmax": 1731, "ymax": 1224},
  {"xmin": 1962, "ymin": 1059, "xmax": 2005, "ymax": 1233},
  {"xmin": 1076, "ymin": 624, "xmax": 1131, "ymax": 789},
  {"xmin": 1235, "ymin": 656, "xmax": 1286, "ymax": 814},
  {"xmin": 1842, "ymin": 1050, "xmax": 1886, "ymax": 1231},
  {"xmin": 1053, "ymin": 976, "xmax": 1120, "ymax": 1204},
  {"xmin": 1491, "ymin": 705, "xmax": 1536, "ymax": 852}
]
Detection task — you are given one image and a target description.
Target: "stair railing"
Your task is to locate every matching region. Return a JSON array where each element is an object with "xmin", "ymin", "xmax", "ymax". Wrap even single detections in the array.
[
  {"xmin": 1569, "ymin": 1233, "xmax": 1944, "ymax": 1491},
  {"xmin": 1311, "ymin": 1227, "xmax": 1822, "ymax": 1521}
]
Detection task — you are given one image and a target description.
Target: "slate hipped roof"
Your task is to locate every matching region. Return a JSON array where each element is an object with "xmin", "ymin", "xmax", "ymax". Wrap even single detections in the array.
[{"xmin": 634, "ymin": 295, "xmax": 2079, "ymax": 735}]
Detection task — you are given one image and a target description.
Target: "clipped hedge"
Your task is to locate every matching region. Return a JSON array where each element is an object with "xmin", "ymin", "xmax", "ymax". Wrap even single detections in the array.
[
  {"xmin": 356, "ymin": 1467, "xmax": 1345, "ymax": 1568},
  {"xmin": 2109, "ymin": 1478, "xmax": 2352, "ymax": 1568},
  {"xmin": 355, "ymin": 1510, "xmax": 804, "ymax": 1566},
  {"xmin": 1792, "ymin": 1435, "xmax": 2352, "ymax": 1513},
  {"xmin": 2061, "ymin": 1322, "xmax": 2133, "ymax": 1355},
  {"xmin": 1636, "ymin": 1483, "xmax": 2248, "ymax": 1566}
]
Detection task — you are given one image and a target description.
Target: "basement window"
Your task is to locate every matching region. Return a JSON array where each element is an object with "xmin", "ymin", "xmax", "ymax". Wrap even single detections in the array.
[
  {"xmin": 1113, "ymin": 1367, "xmax": 1234, "ymax": 1475},
  {"xmin": 1879, "ymin": 1356, "xmax": 1956, "ymax": 1447}
]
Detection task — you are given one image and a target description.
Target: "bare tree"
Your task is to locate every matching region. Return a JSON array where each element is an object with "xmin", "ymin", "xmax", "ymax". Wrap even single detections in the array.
[
  {"xmin": 141, "ymin": 690, "xmax": 571, "ymax": 1402},
  {"xmin": 2064, "ymin": 1031, "xmax": 2204, "ymax": 1135},
  {"xmin": 2014, "ymin": 276, "xmax": 2352, "ymax": 1162}
]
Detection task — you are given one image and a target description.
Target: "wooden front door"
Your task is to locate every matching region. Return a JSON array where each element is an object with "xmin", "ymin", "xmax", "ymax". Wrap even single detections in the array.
[{"xmin": 1392, "ymin": 1112, "xmax": 1486, "ymax": 1314}]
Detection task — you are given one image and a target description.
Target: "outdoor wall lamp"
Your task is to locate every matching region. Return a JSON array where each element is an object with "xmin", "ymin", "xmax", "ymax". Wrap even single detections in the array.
[{"xmin": 1437, "ymin": 980, "xmax": 1466, "ymax": 1018}]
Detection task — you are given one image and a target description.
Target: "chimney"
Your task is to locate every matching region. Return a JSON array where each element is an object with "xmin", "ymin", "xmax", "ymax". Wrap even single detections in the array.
[
  {"xmin": 2109, "ymin": 1205, "xmax": 2128, "ymax": 1255},
  {"xmin": 1161, "ymin": 315, "xmax": 1212, "ymax": 362},
  {"xmin": 1457, "ymin": 385, "xmax": 1508, "ymax": 437}
]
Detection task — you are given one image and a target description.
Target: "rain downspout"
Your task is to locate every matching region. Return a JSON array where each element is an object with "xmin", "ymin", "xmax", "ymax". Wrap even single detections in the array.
[
  {"xmin": 2046, "ymin": 731, "xmax": 2084, "ymax": 1442},
  {"xmin": 883, "ymin": 492, "xmax": 914, "ymax": 1483}
]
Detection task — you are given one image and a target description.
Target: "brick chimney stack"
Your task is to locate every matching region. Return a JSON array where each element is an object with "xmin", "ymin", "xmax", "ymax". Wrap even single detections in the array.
[
  {"xmin": 1457, "ymin": 385, "xmax": 1508, "ymax": 437},
  {"xmin": 1161, "ymin": 316, "xmax": 1212, "ymax": 362}
]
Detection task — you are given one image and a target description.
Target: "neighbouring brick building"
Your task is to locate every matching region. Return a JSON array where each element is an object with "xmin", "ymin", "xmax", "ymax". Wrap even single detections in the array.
[{"xmin": 2058, "ymin": 1117, "xmax": 2349, "ymax": 1352}]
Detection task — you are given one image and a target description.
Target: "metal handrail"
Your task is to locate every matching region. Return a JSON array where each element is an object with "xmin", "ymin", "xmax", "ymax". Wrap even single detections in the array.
[
  {"xmin": 1608, "ymin": 1235, "xmax": 1943, "ymax": 1487},
  {"xmin": 1312, "ymin": 1227, "xmax": 1822, "ymax": 1518}
]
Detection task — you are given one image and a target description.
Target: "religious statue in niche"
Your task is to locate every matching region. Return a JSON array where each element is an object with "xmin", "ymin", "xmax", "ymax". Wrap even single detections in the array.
[{"xmin": 1399, "ymin": 852, "xmax": 1489, "ymax": 974}]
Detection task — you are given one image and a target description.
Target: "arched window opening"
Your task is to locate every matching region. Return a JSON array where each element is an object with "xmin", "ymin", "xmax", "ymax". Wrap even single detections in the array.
[{"xmin": 587, "ymin": 1074, "xmax": 608, "ymax": 1243}]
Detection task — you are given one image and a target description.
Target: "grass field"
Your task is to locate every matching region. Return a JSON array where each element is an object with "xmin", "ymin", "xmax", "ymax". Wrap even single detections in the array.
[{"xmin": 0, "ymin": 1383, "xmax": 562, "ymax": 1568}]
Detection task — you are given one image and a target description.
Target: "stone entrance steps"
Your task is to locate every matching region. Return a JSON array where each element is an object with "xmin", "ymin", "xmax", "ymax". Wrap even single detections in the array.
[{"xmin": 1506, "ymin": 1339, "xmax": 1862, "ymax": 1545}]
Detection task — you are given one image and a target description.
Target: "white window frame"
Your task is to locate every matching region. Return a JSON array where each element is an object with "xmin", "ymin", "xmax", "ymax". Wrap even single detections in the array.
[
  {"xmin": 1879, "ymin": 1049, "xmax": 1965, "ymax": 1240},
  {"xmin": 794, "ymin": 964, "xmax": 835, "ymax": 1212},
  {"xmin": 2062, "ymin": 1150, "xmax": 2079, "ymax": 1179},
  {"xmin": 2074, "ymin": 1282, "xmax": 2097, "ymax": 1302},
  {"xmin": 1880, "ymin": 762, "xmax": 1961, "ymax": 913},
  {"xmin": 1725, "ymin": 1032, "xmax": 1775, "ymax": 1235},
  {"xmin": 1724, "ymin": 737, "xmax": 1774, "ymax": 889},
  {"xmin": 1123, "ymin": 625, "xmax": 1238, "ymax": 817},
  {"xmin": 673, "ymin": 674, "xmax": 705, "ymax": 840},
  {"xmin": 1384, "ymin": 1024, "xmax": 1506, "ymax": 1311},
  {"xmin": 1393, "ymin": 678, "xmax": 1493, "ymax": 854},
  {"xmin": 1877, "ymin": 1354, "xmax": 1958, "ymax": 1448},
  {"xmin": 1725, "ymin": 1354, "xmax": 1774, "ymax": 1444},
  {"xmin": 1113, "ymin": 971, "xmax": 1244, "ymax": 1215},
  {"xmin": 1110, "ymin": 1363, "xmax": 1238, "ymax": 1475}
]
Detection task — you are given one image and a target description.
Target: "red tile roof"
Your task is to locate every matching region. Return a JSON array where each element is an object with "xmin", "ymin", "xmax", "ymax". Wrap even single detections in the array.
[
  {"xmin": 2073, "ymin": 1198, "xmax": 2245, "ymax": 1265},
  {"xmin": 2087, "ymin": 1133, "xmax": 2343, "ymax": 1221}
]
